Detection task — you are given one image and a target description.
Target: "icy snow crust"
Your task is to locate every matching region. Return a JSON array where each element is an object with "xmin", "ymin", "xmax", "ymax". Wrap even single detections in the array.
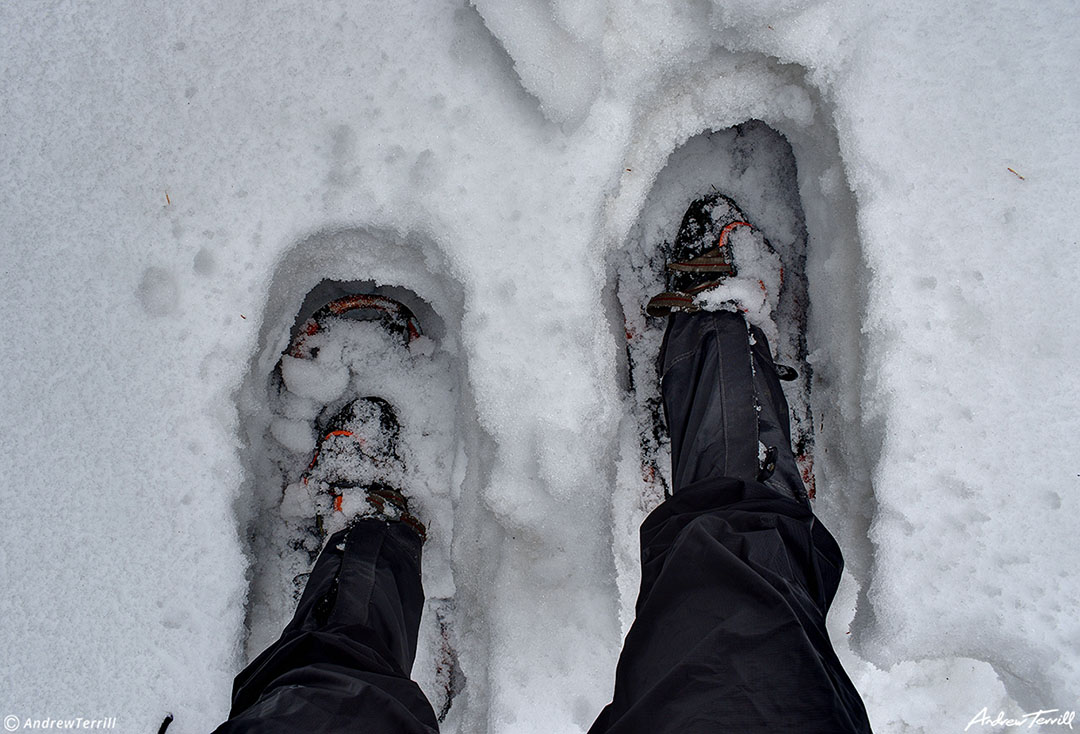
[{"xmin": 2, "ymin": 0, "xmax": 1078, "ymax": 732}]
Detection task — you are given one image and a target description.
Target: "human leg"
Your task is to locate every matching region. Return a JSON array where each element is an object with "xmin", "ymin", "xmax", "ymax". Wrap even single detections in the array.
[
  {"xmin": 216, "ymin": 395, "xmax": 439, "ymax": 733},
  {"xmin": 660, "ymin": 310, "xmax": 805, "ymax": 499},
  {"xmin": 591, "ymin": 200, "xmax": 871, "ymax": 733},
  {"xmin": 589, "ymin": 478, "xmax": 868, "ymax": 734},
  {"xmin": 215, "ymin": 519, "xmax": 438, "ymax": 733}
]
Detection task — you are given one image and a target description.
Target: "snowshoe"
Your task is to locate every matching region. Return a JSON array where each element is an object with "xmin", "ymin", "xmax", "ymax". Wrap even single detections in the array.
[
  {"xmin": 614, "ymin": 124, "xmax": 817, "ymax": 510},
  {"xmin": 247, "ymin": 283, "xmax": 466, "ymax": 724}
]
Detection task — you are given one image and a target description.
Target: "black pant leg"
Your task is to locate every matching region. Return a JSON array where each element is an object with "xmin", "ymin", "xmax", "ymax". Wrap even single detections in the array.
[
  {"xmin": 747, "ymin": 319, "xmax": 809, "ymax": 501},
  {"xmin": 659, "ymin": 311, "xmax": 760, "ymax": 489},
  {"xmin": 215, "ymin": 519, "xmax": 439, "ymax": 733},
  {"xmin": 589, "ymin": 480, "xmax": 871, "ymax": 734},
  {"xmin": 589, "ymin": 311, "xmax": 871, "ymax": 733}
]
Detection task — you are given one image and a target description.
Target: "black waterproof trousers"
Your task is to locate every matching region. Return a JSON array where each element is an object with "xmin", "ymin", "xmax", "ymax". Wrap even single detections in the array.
[
  {"xmin": 214, "ymin": 519, "xmax": 439, "ymax": 733},
  {"xmin": 216, "ymin": 311, "xmax": 872, "ymax": 733}
]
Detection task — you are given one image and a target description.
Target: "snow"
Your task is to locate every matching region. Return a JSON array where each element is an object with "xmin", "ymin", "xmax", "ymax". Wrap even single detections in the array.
[{"xmin": 2, "ymin": 1, "xmax": 1078, "ymax": 732}]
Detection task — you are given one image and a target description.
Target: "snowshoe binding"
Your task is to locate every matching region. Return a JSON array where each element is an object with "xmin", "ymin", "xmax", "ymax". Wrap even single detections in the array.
[{"xmin": 288, "ymin": 396, "xmax": 427, "ymax": 541}]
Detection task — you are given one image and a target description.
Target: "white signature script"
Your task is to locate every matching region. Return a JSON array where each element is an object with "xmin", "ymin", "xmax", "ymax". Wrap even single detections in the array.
[{"xmin": 966, "ymin": 707, "xmax": 1076, "ymax": 730}]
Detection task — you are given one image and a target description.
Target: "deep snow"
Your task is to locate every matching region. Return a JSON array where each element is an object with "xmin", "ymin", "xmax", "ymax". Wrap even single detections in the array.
[{"xmin": 1, "ymin": 1, "xmax": 1078, "ymax": 732}]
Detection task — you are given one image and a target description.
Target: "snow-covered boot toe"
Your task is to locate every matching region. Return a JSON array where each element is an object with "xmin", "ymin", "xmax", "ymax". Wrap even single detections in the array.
[
  {"xmin": 292, "ymin": 397, "xmax": 426, "ymax": 541},
  {"xmin": 647, "ymin": 193, "xmax": 785, "ymax": 348}
]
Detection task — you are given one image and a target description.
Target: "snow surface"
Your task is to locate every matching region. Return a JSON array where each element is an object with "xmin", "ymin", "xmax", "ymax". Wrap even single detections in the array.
[{"xmin": 2, "ymin": 1, "xmax": 1079, "ymax": 732}]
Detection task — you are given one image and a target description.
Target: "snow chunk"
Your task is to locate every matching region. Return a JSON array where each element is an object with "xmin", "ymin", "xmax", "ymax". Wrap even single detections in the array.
[
  {"xmin": 279, "ymin": 352, "xmax": 350, "ymax": 404},
  {"xmin": 269, "ymin": 417, "xmax": 315, "ymax": 455},
  {"xmin": 694, "ymin": 225, "xmax": 784, "ymax": 348}
]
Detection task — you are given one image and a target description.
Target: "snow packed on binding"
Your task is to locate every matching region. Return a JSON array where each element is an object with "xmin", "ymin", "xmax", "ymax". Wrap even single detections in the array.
[
  {"xmin": 250, "ymin": 281, "xmax": 465, "ymax": 723},
  {"xmin": 616, "ymin": 121, "xmax": 816, "ymax": 512}
]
